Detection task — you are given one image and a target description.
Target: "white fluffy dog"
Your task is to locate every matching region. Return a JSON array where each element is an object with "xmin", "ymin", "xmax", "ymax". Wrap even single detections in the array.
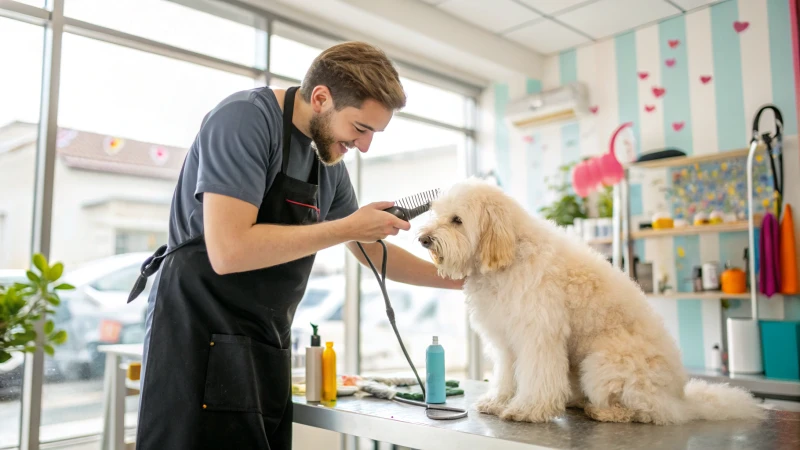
[{"xmin": 418, "ymin": 179, "xmax": 765, "ymax": 425}]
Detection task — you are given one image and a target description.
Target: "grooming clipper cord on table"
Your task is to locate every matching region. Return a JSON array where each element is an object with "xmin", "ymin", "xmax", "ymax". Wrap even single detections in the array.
[{"xmin": 355, "ymin": 189, "xmax": 468, "ymax": 420}]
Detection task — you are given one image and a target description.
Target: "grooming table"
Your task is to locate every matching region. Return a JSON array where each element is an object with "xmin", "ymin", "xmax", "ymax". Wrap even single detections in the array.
[
  {"xmin": 293, "ymin": 379, "xmax": 800, "ymax": 450},
  {"xmin": 97, "ymin": 344, "xmax": 800, "ymax": 450}
]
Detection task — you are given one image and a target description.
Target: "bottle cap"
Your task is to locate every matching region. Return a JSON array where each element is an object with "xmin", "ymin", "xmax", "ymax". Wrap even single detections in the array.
[
  {"xmin": 432, "ymin": 336, "xmax": 438, "ymax": 345},
  {"xmin": 310, "ymin": 323, "xmax": 320, "ymax": 347},
  {"xmin": 326, "ymin": 341, "xmax": 333, "ymax": 347}
]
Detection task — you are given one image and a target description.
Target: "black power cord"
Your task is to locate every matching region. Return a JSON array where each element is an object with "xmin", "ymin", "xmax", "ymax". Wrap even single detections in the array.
[{"xmin": 356, "ymin": 240, "xmax": 426, "ymax": 399}]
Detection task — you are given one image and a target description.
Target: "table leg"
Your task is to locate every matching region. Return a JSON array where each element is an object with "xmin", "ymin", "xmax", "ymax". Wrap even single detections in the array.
[{"xmin": 101, "ymin": 353, "xmax": 126, "ymax": 450}]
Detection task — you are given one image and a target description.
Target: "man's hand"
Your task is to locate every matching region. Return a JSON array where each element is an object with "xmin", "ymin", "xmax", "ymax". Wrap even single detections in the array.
[
  {"xmin": 203, "ymin": 195, "xmax": 413, "ymax": 275},
  {"xmin": 338, "ymin": 202, "xmax": 410, "ymax": 242}
]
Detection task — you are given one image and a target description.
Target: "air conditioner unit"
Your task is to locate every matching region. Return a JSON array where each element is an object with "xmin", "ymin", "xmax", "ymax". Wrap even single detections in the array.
[{"xmin": 505, "ymin": 81, "xmax": 589, "ymax": 129}]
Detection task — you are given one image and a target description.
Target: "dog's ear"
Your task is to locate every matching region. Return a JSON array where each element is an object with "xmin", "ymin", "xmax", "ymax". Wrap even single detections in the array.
[{"xmin": 478, "ymin": 203, "xmax": 515, "ymax": 273}]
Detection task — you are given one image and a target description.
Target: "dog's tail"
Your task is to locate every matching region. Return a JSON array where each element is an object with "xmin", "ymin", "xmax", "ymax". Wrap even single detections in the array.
[{"xmin": 683, "ymin": 378, "xmax": 766, "ymax": 421}]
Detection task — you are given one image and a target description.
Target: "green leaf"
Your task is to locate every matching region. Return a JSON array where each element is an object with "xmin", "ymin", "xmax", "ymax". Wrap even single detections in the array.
[
  {"xmin": 43, "ymin": 344, "xmax": 54, "ymax": 356},
  {"xmin": 0, "ymin": 351, "xmax": 11, "ymax": 363},
  {"xmin": 33, "ymin": 253, "xmax": 47, "ymax": 273},
  {"xmin": 24, "ymin": 346, "xmax": 37, "ymax": 353},
  {"xmin": 51, "ymin": 330, "xmax": 67, "ymax": 345},
  {"xmin": 46, "ymin": 295, "xmax": 60, "ymax": 306},
  {"xmin": 48, "ymin": 263, "xmax": 64, "ymax": 282},
  {"xmin": 26, "ymin": 271, "xmax": 41, "ymax": 283},
  {"xmin": 44, "ymin": 320, "xmax": 54, "ymax": 334},
  {"xmin": 54, "ymin": 283, "xmax": 75, "ymax": 291},
  {"xmin": 10, "ymin": 336, "xmax": 31, "ymax": 346}
]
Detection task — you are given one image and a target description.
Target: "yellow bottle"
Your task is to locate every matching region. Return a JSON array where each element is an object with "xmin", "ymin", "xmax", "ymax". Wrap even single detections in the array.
[{"xmin": 321, "ymin": 341, "xmax": 337, "ymax": 406}]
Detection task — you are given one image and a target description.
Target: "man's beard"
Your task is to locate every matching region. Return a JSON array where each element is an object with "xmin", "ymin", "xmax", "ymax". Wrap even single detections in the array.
[{"xmin": 309, "ymin": 110, "xmax": 351, "ymax": 166}]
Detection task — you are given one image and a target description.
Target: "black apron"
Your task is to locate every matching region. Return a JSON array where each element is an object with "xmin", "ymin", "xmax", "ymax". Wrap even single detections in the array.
[{"xmin": 128, "ymin": 86, "xmax": 322, "ymax": 450}]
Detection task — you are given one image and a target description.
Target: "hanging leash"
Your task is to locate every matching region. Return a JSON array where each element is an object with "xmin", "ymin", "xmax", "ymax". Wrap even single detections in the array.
[{"xmin": 750, "ymin": 104, "xmax": 784, "ymax": 217}]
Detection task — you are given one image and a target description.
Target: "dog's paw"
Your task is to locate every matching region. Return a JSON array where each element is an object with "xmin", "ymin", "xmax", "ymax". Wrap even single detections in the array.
[
  {"xmin": 499, "ymin": 401, "xmax": 564, "ymax": 423},
  {"xmin": 474, "ymin": 393, "xmax": 509, "ymax": 416}
]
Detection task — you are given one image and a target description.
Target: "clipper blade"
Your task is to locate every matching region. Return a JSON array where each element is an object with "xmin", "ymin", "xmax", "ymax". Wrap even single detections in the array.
[{"xmin": 393, "ymin": 188, "xmax": 440, "ymax": 221}]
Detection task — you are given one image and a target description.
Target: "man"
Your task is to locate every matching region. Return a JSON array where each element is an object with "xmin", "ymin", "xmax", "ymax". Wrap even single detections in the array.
[{"xmin": 127, "ymin": 41, "xmax": 462, "ymax": 450}]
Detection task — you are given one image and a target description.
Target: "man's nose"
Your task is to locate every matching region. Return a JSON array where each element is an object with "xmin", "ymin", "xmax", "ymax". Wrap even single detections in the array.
[
  {"xmin": 419, "ymin": 235, "xmax": 433, "ymax": 248},
  {"xmin": 356, "ymin": 133, "xmax": 373, "ymax": 152}
]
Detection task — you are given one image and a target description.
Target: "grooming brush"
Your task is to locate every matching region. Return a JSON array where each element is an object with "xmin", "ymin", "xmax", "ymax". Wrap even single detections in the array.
[{"xmin": 383, "ymin": 189, "xmax": 440, "ymax": 222}]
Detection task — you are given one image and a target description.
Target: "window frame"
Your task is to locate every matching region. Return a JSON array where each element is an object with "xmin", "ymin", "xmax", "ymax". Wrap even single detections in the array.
[{"xmin": 0, "ymin": 0, "xmax": 482, "ymax": 448}]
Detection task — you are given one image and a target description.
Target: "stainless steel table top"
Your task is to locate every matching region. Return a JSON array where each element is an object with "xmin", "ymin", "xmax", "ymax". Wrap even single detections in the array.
[{"xmin": 292, "ymin": 380, "xmax": 800, "ymax": 450}]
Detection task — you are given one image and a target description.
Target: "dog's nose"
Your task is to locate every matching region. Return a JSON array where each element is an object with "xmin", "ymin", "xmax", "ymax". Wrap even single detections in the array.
[{"xmin": 419, "ymin": 235, "xmax": 433, "ymax": 248}]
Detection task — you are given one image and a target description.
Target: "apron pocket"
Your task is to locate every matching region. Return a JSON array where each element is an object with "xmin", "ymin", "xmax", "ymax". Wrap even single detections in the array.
[
  {"xmin": 202, "ymin": 333, "xmax": 291, "ymax": 418},
  {"xmin": 284, "ymin": 198, "xmax": 319, "ymax": 224}
]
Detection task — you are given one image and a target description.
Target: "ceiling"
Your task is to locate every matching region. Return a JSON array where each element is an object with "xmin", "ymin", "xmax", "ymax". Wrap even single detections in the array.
[{"xmin": 419, "ymin": 0, "xmax": 727, "ymax": 55}]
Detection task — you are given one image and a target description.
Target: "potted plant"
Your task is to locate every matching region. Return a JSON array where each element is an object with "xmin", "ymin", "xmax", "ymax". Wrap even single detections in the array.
[
  {"xmin": 539, "ymin": 161, "xmax": 588, "ymax": 227},
  {"xmin": 0, "ymin": 253, "xmax": 72, "ymax": 364}
]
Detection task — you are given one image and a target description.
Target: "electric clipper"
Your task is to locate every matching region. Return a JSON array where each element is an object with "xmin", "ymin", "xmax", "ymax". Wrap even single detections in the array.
[
  {"xmin": 382, "ymin": 188, "xmax": 440, "ymax": 222},
  {"xmin": 357, "ymin": 187, "xmax": 442, "ymax": 407}
]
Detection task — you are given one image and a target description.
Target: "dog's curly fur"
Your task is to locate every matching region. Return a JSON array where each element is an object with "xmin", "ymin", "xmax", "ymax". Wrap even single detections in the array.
[{"xmin": 418, "ymin": 179, "xmax": 766, "ymax": 424}]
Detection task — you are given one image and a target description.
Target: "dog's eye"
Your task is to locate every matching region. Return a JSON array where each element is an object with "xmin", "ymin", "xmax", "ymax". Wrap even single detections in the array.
[{"xmin": 451, "ymin": 216, "xmax": 462, "ymax": 224}]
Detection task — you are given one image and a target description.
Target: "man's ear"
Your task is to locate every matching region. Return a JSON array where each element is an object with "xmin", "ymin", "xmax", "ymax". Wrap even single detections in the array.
[
  {"xmin": 478, "ymin": 203, "xmax": 515, "ymax": 274},
  {"xmin": 310, "ymin": 85, "xmax": 333, "ymax": 112}
]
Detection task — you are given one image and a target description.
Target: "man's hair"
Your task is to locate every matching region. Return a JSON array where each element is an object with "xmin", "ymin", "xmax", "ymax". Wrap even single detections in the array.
[{"xmin": 300, "ymin": 41, "xmax": 406, "ymax": 111}]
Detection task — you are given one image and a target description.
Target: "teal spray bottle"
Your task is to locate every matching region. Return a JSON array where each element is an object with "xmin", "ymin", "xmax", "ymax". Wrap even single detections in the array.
[{"xmin": 425, "ymin": 336, "xmax": 446, "ymax": 404}]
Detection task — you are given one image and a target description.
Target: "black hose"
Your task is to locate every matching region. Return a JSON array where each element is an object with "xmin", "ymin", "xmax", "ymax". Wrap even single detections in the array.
[{"xmin": 356, "ymin": 240, "xmax": 427, "ymax": 398}]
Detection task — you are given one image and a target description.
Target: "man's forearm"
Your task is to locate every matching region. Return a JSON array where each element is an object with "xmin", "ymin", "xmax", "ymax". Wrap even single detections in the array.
[
  {"xmin": 212, "ymin": 221, "xmax": 348, "ymax": 274},
  {"xmin": 347, "ymin": 241, "xmax": 463, "ymax": 290}
]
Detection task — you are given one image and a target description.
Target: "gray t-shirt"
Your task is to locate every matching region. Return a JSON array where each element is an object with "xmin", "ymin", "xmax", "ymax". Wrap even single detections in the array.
[
  {"xmin": 141, "ymin": 86, "xmax": 358, "ymax": 385},
  {"xmin": 168, "ymin": 86, "xmax": 359, "ymax": 247}
]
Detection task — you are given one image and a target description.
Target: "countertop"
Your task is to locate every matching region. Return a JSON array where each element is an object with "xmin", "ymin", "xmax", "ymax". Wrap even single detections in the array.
[{"xmin": 292, "ymin": 379, "xmax": 800, "ymax": 450}]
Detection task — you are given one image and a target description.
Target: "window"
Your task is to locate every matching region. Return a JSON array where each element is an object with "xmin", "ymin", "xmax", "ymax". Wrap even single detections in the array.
[
  {"xmin": 0, "ymin": 16, "xmax": 44, "ymax": 449},
  {"xmin": 400, "ymin": 76, "xmax": 471, "ymax": 128},
  {"xmin": 1, "ymin": 1, "xmax": 479, "ymax": 445},
  {"xmin": 90, "ymin": 266, "xmax": 141, "ymax": 292},
  {"xmin": 358, "ymin": 116, "xmax": 469, "ymax": 377},
  {"xmin": 64, "ymin": 0, "xmax": 267, "ymax": 68},
  {"xmin": 14, "ymin": 0, "xmax": 44, "ymax": 6},
  {"xmin": 115, "ymin": 230, "xmax": 168, "ymax": 254},
  {"xmin": 269, "ymin": 31, "xmax": 323, "ymax": 81},
  {"xmin": 40, "ymin": 33, "xmax": 258, "ymax": 443},
  {"xmin": 58, "ymin": 33, "xmax": 257, "ymax": 148},
  {"xmin": 292, "ymin": 151, "xmax": 356, "ymax": 373}
]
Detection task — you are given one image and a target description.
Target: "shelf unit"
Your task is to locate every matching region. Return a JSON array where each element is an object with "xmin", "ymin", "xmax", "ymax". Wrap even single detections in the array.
[
  {"xmin": 645, "ymin": 291, "xmax": 752, "ymax": 300},
  {"xmin": 627, "ymin": 147, "xmax": 754, "ymax": 169},
  {"xmin": 589, "ymin": 218, "xmax": 761, "ymax": 246},
  {"xmin": 632, "ymin": 220, "xmax": 759, "ymax": 239},
  {"xmin": 612, "ymin": 145, "xmax": 760, "ymax": 277}
]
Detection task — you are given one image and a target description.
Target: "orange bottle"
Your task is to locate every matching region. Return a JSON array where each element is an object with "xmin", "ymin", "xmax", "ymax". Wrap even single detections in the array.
[
  {"xmin": 720, "ymin": 262, "xmax": 747, "ymax": 294},
  {"xmin": 321, "ymin": 341, "xmax": 337, "ymax": 406},
  {"xmin": 780, "ymin": 204, "xmax": 798, "ymax": 294}
]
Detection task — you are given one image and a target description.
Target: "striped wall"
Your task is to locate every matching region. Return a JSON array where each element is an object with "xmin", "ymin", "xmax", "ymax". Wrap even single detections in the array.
[{"xmin": 483, "ymin": 0, "xmax": 800, "ymax": 370}]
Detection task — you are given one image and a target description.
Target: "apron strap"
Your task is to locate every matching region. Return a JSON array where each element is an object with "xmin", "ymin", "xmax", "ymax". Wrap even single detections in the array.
[
  {"xmin": 127, "ymin": 235, "xmax": 204, "ymax": 303},
  {"xmin": 281, "ymin": 86, "xmax": 298, "ymax": 173}
]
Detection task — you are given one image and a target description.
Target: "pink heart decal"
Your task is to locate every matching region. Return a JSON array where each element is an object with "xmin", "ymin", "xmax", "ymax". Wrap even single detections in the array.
[
  {"xmin": 733, "ymin": 21, "xmax": 749, "ymax": 33},
  {"xmin": 638, "ymin": 71, "xmax": 649, "ymax": 80},
  {"xmin": 668, "ymin": 39, "xmax": 680, "ymax": 49},
  {"xmin": 672, "ymin": 122, "xmax": 685, "ymax": 132},
  {"xmin": 149, "ymin": 145, "xmax": 169, "ymax": 165},
  {"xmin": 652, "ymin": 86, "xmax": 666, "ymax": 98},
  {"xmin": 589, "ymin": 106, "xmax": 599, "ymax": 114},
  {"xmin": 665, "ymin": 58, "xmax": 676, "ymax": 68},
  {"xmin": 700, "ymin": 75, "xmax": 712, "ymax": 84},
  {"xmin": 645, "ymin": 105, "xmax": 656, "ymax": 113}
]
